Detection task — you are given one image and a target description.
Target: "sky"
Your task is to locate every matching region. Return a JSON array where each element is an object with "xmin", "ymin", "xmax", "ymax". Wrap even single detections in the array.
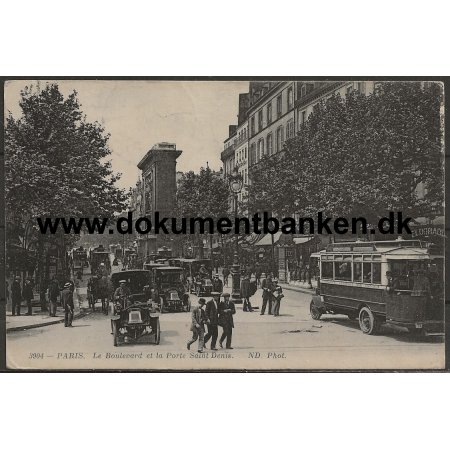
[{"xmin": 4, "ymin": 80, "xmax": 249, "ymax": 190}]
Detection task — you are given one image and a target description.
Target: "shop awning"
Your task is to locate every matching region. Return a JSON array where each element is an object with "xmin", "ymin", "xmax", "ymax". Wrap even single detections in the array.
[
  {"xmin": 293, "ymin": 236, "xmax": 314, "ymax": 245},
  {"xmin": 255, "ymin": 231, "xmax": 282, "ymax": 246}
]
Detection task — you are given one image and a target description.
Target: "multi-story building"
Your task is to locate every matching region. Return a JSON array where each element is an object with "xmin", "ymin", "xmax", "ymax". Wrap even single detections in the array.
[
  {"xmin": 234, "ymin": 93, "xmax": 250, "ymax": 205},
  {"xmin": 248, "ymin": 81, "xmax": 296, "ymax": 168}
]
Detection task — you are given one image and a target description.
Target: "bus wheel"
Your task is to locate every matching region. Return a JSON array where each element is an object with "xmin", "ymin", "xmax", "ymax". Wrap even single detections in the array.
[
  {"xmin": 358, "ymin": 307, "xmax": 379, "ymax": 335},
  {"xmin": 310, "ymin": 300, "xmax": 322, "ymax": 320}
]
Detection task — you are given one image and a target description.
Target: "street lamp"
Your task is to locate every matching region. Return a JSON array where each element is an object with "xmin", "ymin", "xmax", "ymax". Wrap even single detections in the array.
[{"xmin": 229, "ymin": 167, "xmax": 243, "ymax": 300}]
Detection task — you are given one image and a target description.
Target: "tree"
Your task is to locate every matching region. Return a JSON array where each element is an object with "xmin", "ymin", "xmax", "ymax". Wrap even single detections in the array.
[
  {"xmin": 5, "ymin": 83, "xmax": 128, "ymax": 283},
  {"xmin": 248, "ymin": 82, "xmax": 444, "ymax": 228},
  {"xmin": 175, "ymin": 166, "xmax": 229, "ymax": 258}
]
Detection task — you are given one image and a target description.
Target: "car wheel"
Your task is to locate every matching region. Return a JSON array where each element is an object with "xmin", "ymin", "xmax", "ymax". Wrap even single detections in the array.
[
  {"xmin": 358, "ymin": 306, "xmax": 380, "ymax": 335},
  {"xmin": 154, "ymin": 319, "xmax": 161, "ymax": 345},
  {"xmin": 310, "ymin": 300, "xmax": 322, "ymax": 320}
]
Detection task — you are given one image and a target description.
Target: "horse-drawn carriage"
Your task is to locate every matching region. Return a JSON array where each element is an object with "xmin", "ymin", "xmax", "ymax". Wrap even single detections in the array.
[{"xmin": 87, "ymin": 274, "xmax": 112, "ymax": 314}]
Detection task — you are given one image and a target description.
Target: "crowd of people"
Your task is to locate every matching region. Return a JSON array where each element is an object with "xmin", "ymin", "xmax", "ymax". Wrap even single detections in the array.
[
  {"xmin": 7, "ymin": 275, "xmax": 77, "ymax": 327},
  {"xmin": 187, "ymin": 269, "xmax": 286, "ymax": 352}
]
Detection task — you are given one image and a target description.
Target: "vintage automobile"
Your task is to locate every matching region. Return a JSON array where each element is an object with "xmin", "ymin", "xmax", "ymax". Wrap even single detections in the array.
[
  {"xmin": 310, "ymin": 238, "xmax": 444, "ymax": 336},
  {"xmin": 110, "ymin": 270, "xmax": 160, "ymax": 346},
  {"xmin": 152, "ymin": 266, "xmax": 191, "ymax": 313},
  {"xmin": 179, "ymin": 258, "xmax": 213, "ymax": 293}
]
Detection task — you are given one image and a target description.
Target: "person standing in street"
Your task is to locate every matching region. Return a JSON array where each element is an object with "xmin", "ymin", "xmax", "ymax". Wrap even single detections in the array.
[
  {"xmin": 260, "ymin": 274, "xmax": 274, "ymax": 315},
  {"xmin": 218, "ymin": 293, "xmax": 235, "ymax": 349},
  {"xmin": 187, "ymin": 298, "xmax": 206, "ymax": 353},
  {"xmin": 11, "ymin": 276, "xmax": 22, "ymax": 316},
  {"xmin": 204, "ymin": 292, "xmax": 220, "ymax": 350},
  {"xmin": 22, "ymin": 278, "xmax": 34, "ymax": 316},
  {"xmin": 48, "ymin": 276, "xmax": 60, "ymax": 317},
  {"xmin": 272, "ymin": 279, "xmax": 284, "ymax": 317},
  {"xmin": 240, "ymin": 274, "xmax": 253, "ymax": 312},
  {"xmin": 61, "ymin": 282, "xmax": 74, "ymax": 327},
  {"xmin": 212, "ymin": 273, "xmax": 223, "ymax": 294},
  {"xmin": 222, "ymin": 266, "xmax": 230, "ymax": 287}
]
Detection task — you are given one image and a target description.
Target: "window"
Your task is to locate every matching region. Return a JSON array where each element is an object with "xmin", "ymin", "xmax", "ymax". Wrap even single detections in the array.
[
  {"xmin": 301, "ymin": 84, "xmax": 307, "ymax": 97},
  {"xmin": 301, "ymin": 110, "xmax": 306, "ymax": 124},
  {"xmin": 258, "ymin": 110, "xmax": 263, "ymax": 130},
  {"xmin": 277, "ymin": 95, "xmax": 282, "ymax": 118},
  {"xmin": 287, "ymin": 87, "xmax": 293, "ymax": 109},
  {"xmin": 250, "ymin": 116, "xmax": 255, "ymax": 136},
  {"xmin": 322, "ymin": 262, "xmax": 333, "ymax": 279},
  {"xmin": 244, "ymin": 147, "xmax": 247, "ymax": 159},
  {"xmin": 267, "ymin": 103, "xmax": 272, "ymax": 124},
  {"xmin": 276, "ymin": 126, "xmax": 284, "ymax": 151},
  {"xmin": 266, "ymin": 133, "xmax": 273, "ymax": 156},
  {"xmin": 346, "ymin": 84, "xmax": 354, "ymax": 96},
  {"xmin": 250, "ymin": 142, "xmax": 256, "ymax": 164},
  {"xmin": 286, "ymin": 119, "xmax": 294, "ymax": 139},
  {"xmin": 334, "ymin": 261, "xmax": 352, "ymax": 281},
  {"xmin": 357, "ymin": 82, "xmax": 365, "ymax": 94},
  {"xmin": 258, "ymin": 138, "xmax": 264, "ymax": 159},
  {"xmin": 372, "ymin": 262, "xmax": 381, "ymax": 284}
]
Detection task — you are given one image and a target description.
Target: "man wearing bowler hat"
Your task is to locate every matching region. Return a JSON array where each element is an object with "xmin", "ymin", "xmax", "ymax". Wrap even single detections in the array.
[
  {"xmin": 204, "ymin": 292, "xmax": 220, "ymax": 350},
  {"xmin": 218, "ymin": 293, "xmax": 236, "ymax": 349}
]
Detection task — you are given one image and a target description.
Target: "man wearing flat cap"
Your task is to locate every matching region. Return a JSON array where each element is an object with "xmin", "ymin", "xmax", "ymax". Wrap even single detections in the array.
[
  {"xmin": 204, "ymin": 292, "xmax": 220, "ymax": 350},
  {"xmin": 187, "ymin": 298, "xmax": 207, "ymax": 353},
  {"xmin": 218, "ymin": 293, "xmax": 236, "ymax": 349},
  {"xmin": 61, "ymin": 282, "xmax": 74, "ymax": 327},
  {"xmin": 114, "ymin": 279, "xmax": 130, "ymax": 309}
]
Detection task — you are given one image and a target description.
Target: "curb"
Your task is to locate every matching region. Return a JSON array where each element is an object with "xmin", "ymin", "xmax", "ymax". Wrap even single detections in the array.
[{"xmin": 6, "ymin": 311, "xmax": 88, "ymax": 333}]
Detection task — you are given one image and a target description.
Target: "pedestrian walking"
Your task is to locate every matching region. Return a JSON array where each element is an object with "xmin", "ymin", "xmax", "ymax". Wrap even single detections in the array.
[
  {"xmin": 240, "ymin": 274, "xmax": 253, "ymax": 312},
  {"xmin": 260, "ymin": 274, "xmax": 274, "ymax": 315},
  {"xmin": 22, "ymin": 278, "xmax": 34, "ymax": 316},
  {"xmin": 61, "ymin": 282, "xmax": 74, "ymax": 327},
  {"xmin": 222, "ymin": 266, "xmax": 230, "ymax": 287},
  {"xmin": 187, "ymin": 298, "xmax": 207, "ymax": 353},
  {"xmin": 272, "ymin": 280, "xmax": 284, "ymax": 317},
  {"xmin": 212, "ymin": 273, "xmax": 223, "ymax": 293},
  {"xmin": 11, "ymin": 276, "xmax": 22, "ymax": 316},
  {"xmin": 48, "ymin": 276, "xmax": 60, "ymax": 317},
  {"xmin": 218, "ymin": 293, "xmax": 235, "ymax": 349},
  {"xmin": 255, "ymin": 264, "xmax": 262, "ymax": 287},
  {"xmin": 204, "ymin": 292, "xmax": 220, "ymax": 350}
]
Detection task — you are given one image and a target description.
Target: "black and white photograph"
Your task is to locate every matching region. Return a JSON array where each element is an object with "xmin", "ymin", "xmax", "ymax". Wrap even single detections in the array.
[{"xmin": 3, "ymin": 79, "xmax": 445, "ymax": 370}]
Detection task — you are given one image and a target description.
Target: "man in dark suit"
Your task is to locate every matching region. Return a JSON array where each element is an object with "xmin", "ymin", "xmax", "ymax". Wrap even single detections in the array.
[
  {"xmin": 61, "ymin": 282, "xmax": 74, "ymax": 327},
  {"xmin": 22, "ymin": 278, "xmax": 34, "ymax": 315},
  {"xmin": 11, "ymin": 276, "xmax": 22, "ymax": 316},
  {"xmin": 260, "ymin": 274, "xmax": 274, "ymax": 315},
  {"xmin": 204, "ymin": 292, "xmax": 220, "ymax": 350},
  {"xmin": 218, "ymin": 293, "xmax": 236, "ymax": 349},
  {"xmin": 187, "ymin": 298, "xmax": 206, "ymax": 353},
  {"xmin": 211, "ymin": 274, "xmax": 223, "ymax": 293}
]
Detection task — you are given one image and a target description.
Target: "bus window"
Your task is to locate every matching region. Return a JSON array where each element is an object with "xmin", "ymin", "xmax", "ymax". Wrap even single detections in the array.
[
  {"xmin": 372, "ymin": 262, "xmax": 381, "ymax": 284},
  {"xmin": 363, "ymin": 262, "xmax": 372, "ymax": 283},
  {"xmin": 322, "ymin": 262, "xmax": 333, "ymax": 279},
  {"xmin": 335, "ymin": 261, "xmax": 351, "ymax": 281},
  {"xmin": 353, "ymin": 262, "xmax": 362, "ymax": 282}
]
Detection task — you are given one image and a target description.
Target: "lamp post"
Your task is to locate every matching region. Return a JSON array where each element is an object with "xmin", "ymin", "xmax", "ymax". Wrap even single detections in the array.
[{"xmin": 229, "ymin": 167, "xmax": 243, "ymax": 300}]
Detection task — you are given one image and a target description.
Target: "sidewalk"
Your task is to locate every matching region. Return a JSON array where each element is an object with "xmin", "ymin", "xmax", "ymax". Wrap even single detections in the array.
[{"xmin": 6, "ymin": 289, "xmax": 87, "ymax": 333}]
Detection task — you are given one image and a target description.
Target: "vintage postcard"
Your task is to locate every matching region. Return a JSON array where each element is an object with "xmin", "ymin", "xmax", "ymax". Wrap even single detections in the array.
[{"xmin": 3, "ymin": 79, "xmax": 445, "ymax": 370}]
